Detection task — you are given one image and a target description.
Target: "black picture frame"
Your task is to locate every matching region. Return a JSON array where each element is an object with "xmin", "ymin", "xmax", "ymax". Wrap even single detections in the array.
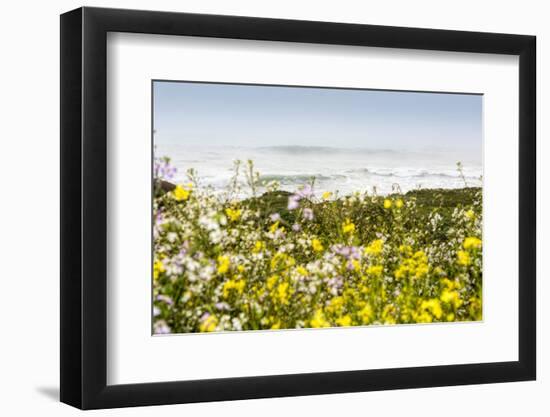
[{"xmin": 60, "ymin": 6, "xmax": 536, "ymax": 410}]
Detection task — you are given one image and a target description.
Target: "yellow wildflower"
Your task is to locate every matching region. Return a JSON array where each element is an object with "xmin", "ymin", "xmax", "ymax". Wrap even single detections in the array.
[
  {"xmin": 430, "ymin": 300, "xmax": 443, "ymax": 319},
  {"xmin": 413, "ymin": 250, "xmax": 428, "ymax": 263},
  {"xmin": 465, "ymin": 209, "xmax": 475, "ymax": 220},
  {"xmin": 217, "ymin": 255, "xmax": 230, "ymax": 274},
  {"xmin": 420, "ymin": 299, "xmax": 443, "ymax": 319},
  {"xmin": 463, "ymin": 237, "xmax": 482, "ymax": 250},
  {"xmin": 336, "ymin": 315, "xmax": 352, "ymax": 327},
  {"xmin": 223, "ymin": 278, "xmax": 245, "ymax": 298},
  {"xmin": 414, "ymin": 263, "xmax": 429, "ymax": 279},
  {"xmin": 310, "ymin": 309, "xmax": 330, "ymax": 328},
  {"xmin": 253, "ymin": 240, "xmax": 265, "ymax": 253},
  {"xmin": 395, "ymin": 199, "xmax": 404, "ymax": 209},
  {"xmin": 400, "ymin": 308, "xmax": 412, "ymax": 323},
  {"xmin": 322, "ymin": 191, "xmax": 332, "ymax": 200},
  {"xmin": 393, "ymin": 251, "xmax": 429, "ymax": 280},
  {"xmin": 365, "ymin": 239, "xmax": 384, "ymax": 256},
  {"xmin": 269, "ymin": 221, "xmax": 280, "ymax": 233},
  {"xmin": 153, "ymin": 259, "xmax": 165, "ymax": 281},
  {"xmin": 457, "ymin": 250, "xmax": 471, "ymax": 266},
  {"xmin": 366, "ymin": 265, "xmax": 383, "ymax": 277},
  {"xmin": 394, "ymin": 264, "xmax": 407, "ymax": 279},
  {"xmin": 296, "ymin": 266, "xmax": 308, "ymax": 276},
  {"xmin": 267, "ymin": 275, "xmax": 279, "ymax": 290},
  {"xmin": 276, "ymin": 282, "xmax": 291, "ymax": 305},
  {"xmin": 270, "ymin": 252, "xmax": 295, "ymax": 270},
  {"xmin": 225, "ymin": 207, "xmax": 242, "ymax": 222},
  {"xmin": 172, "ymin": 185, "xmax": 190, "ymax": 201},
  {"xmin": 342, "ymin": 219, "xmax": 356, "ymax": 234},
  {"xmin": 415, "ymin": 311, "xmax": 433, "ymax": 323},
  {"xmin": 359, "ymin": 304, "xmax": 373, "ymax": 324},
  {"xmin": 399, "ymin": 244, "xmax": 413, "ymax": 257},
  {"xmin": 382, "ymin": 304, "xmax": 397, "ymax": 324},
  {"xmin": 199, "ymin": 314, "xmax": 218, "ymax": 332},
  {"xmin": 327, "ymin": 296, "xmax": 344, "ymax": 314},
  {"xmin": 441, "ymin": 278, "xmax": 459, "ymax": 290},
  {"xmin": 311, "ymin": 239, "xmax": 324, "ymax": 252},
  {"xmin": 384, "ymin": 199, "xmax": 392, "ymax": 209},
  {"xmin": 441, "ymin": 289, "xmax": 463, "ymax": 309}
]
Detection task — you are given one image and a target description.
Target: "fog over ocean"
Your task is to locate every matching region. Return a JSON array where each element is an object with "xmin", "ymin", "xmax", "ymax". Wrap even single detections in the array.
[
  {"xmin": 154, "ymin": 82, "xmax": 483, "ymax": 197},
  {"xmin": 156, "ymin": 143, "xmax": 482, "ymax": 197}
]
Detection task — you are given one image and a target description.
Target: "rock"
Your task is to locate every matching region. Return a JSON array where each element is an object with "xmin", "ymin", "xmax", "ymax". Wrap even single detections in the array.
[{"xmin": 156, "ymin": 179, "xmax": 176, "ymax": 194}]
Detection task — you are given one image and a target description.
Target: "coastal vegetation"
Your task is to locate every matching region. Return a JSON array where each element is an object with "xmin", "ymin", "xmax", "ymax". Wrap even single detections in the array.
[{"xmin": 153, "ymin": 158, "xmax": 482, "ymax": 334}]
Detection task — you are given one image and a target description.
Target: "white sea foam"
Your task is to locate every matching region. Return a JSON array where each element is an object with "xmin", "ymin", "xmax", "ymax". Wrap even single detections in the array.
[{"xmin": 156, "ymin": 144, "xmax": 482, "ymax": 197}]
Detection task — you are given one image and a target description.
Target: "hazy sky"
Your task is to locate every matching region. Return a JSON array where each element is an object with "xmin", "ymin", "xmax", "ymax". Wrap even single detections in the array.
[{"xmin": 153, "ymin": 81, "xmax": 482, "ymax": 152}]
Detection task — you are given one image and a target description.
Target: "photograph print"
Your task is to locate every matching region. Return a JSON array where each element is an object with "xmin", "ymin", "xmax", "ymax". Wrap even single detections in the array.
[{"xmin": 152, "ymin": 81, "xmax": 483, "ymax": 335}]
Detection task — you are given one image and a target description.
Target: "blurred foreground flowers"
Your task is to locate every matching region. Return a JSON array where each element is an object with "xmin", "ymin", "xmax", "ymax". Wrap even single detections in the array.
[{"xmin": 153, "ymin": 158, "xmax": 482, "ymax": 334}]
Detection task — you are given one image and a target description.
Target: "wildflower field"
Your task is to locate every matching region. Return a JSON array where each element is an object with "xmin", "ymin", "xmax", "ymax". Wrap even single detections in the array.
[{"xmin": 153, "ymin": 158, "xmax": 482, "ymax": 334}]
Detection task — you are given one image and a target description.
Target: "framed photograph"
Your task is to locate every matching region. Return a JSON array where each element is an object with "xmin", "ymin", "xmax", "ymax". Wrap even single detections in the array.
[{"xmin": 60, "ymin": 6, "xmax": 536, "ymax": 409}]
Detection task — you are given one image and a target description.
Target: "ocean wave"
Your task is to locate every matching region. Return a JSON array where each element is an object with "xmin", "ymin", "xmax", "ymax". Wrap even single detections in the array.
[
  {"xmin": 257, "ymin": 170, "xmax": 481, "ymax": 184},
  {"xmin": 260, "ymin": 173, "xmax": 346, "ymax": 183},
  {"xmin": 256, "ymin": 146, "xmax": 397, "ymax": 155},
  {"xmin": 344, "ymin": 168, "xmax": 480, "ymax": 179}
]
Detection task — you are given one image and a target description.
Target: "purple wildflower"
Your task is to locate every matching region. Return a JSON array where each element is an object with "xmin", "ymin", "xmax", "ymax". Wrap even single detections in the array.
[
  {"xmin": 327, "ymin": 276, "xmax": 344, "ymax": 290},
  {"xmin": 156, "ymin": 294, "xmax": 173, "ymax": 305},
  {"xmin": 153, "ymin": 320, "xmax": 171, "ymax": 334},
  {"xmin": 297, "ymin": 184, "xmax": 313, "ymax": 198},
  {"xmin": 302, "ymin": 208, "xmax": 314, "ymax": 221},
  {"xmin": 333, "ymin": 245, "xmax": 351, "ymax": 257},
  {"xmin": 326, "ymin": 275, "xmax": 344, "ymax": 295},
  {"xmin": 154, "ymin": 157, "xmax": 177, "ymax": 181},
  {"xmin": 332, "ymin": 244, "xmax": 361, "ymax": 260},
  {"xmin": 215, "ymin": 302, "xmax": 230, "ymax": 311},
  {"xmin": 349, "ymin": 246, "xmax": 360, "ymax": 260},
  {"xmin": 155, "ymin": 209, "xmax": 163, "ymax": 224},
  {"xmin": 288, "ymin": 196, "xmax": 300, "ymax": 210},
  {"xmin": 270, "ymin": 213, "xmax": 281, "ymax": 222}
]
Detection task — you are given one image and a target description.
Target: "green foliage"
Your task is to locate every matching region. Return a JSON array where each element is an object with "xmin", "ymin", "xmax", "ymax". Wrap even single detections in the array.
[{"xmin": 153, "ymin": 160, "xmax": 482, "ymax": 334}]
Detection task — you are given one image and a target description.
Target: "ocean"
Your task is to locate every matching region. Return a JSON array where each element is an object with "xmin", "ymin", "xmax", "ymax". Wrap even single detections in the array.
[{"xmin": 156, "ymin": 144, "xmax": 482, "ymax": 197}]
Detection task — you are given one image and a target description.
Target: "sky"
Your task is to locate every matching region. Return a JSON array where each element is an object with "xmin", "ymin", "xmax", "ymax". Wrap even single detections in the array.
[{"xmin": 153, "ymin": 81, "xmax": 482, "ymax": 152}]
